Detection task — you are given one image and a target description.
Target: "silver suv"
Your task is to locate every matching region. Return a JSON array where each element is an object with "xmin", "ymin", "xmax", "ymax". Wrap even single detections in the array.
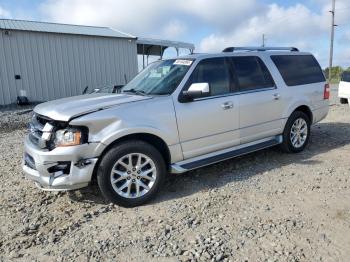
[{"xmin": 23, "ymin": 47, "xmax": 329, "ymax": 207}]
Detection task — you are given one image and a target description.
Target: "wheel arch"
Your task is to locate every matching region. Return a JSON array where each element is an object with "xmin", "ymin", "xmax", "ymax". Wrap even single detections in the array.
[
  {"xmin": 91, "ymin": 133, "xmax": 171, "ymax": 182},
  {"xmin": 292, "ymin": 105, "xmax": 313, "ymax": 123}
]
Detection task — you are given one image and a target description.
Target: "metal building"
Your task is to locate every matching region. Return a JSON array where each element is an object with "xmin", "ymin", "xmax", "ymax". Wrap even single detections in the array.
[
  {"xmin": 136, "ymin": 38, "xmax": 195, "ymax": 69},
  {"xmin": 0, "ymin": 19, "xmax": 194, "ymax": 105}
]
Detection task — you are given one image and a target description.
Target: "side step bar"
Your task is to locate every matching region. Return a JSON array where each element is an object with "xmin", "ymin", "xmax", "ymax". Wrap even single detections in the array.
[{"xmin": 171, "ymin": 136, "xmax": 282, "ymax": 173}]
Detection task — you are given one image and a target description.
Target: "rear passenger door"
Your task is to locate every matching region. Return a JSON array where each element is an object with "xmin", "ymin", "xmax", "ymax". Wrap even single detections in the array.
[{"xmin": 230, "ymin": 56, "xmax": 284, "ymax": 144}]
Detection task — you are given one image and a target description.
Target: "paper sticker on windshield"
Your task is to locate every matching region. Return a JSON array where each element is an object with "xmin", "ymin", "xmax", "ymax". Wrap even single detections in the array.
[{"xmin": 174, "ymin": 60, "xmax": 192, "ymax": 66}]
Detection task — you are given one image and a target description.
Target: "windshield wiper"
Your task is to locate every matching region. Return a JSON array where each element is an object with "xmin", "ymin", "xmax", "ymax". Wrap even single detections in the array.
[{"xmin": 122, "ymin": 88, "xmax": 147, "ymax": 96}]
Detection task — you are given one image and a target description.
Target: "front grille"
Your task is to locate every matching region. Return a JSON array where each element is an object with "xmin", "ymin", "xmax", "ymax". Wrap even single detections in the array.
[
  {"xmin": 28, "ymin": 115, "xmax": 46, "ymax": 148},
  {"xmin": 36, "ymin": 115, "xmax": 51, "ymax": 126},
  {"xmin": 24, "ymin": 153, "xmax": 36, "ymax": 170},
  {"xmin": 29, "ymin": 128, "xmax": 41, "ymax": 146},
  {"xmin": 28, "ymin": 114, "xmax": 59, "ymax": 149}
]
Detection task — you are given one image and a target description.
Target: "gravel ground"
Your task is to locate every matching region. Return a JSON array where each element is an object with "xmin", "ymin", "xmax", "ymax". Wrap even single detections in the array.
[
  {"xmin": 1, "ymin": 88, "xmax": 349, "ymax": 261},
  {"xmin": 0, "ymin": 105, "xmax": 34, "ymax": 133}
]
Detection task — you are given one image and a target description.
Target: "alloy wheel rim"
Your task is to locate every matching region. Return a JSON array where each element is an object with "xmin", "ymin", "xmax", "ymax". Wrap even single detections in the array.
[
  {"xmin": 290, "ymin": 118, "xmax": 308, "ymax": 148},
  {"xmin": 110, "ymin": 153, "xmax": 157, "ymax": 199}
]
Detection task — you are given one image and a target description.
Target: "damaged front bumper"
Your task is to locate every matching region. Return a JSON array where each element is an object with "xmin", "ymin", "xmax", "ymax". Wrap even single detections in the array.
[{"xmin": 22, "ymin": 135, "xmax": 104, "ymax": 191}]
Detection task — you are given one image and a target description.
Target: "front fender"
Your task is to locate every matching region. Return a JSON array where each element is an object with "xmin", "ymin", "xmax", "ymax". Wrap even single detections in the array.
[
  {"xmin": 87, "ymin": 126, "xmax": 175, "ymax": 159},
  {"xmin": 100, "ymin": 126, "xmax": 173, "ymax": 146},
  {"xmin": 69, "ymin": 96, "xmax": 180, "ymax": 157}
]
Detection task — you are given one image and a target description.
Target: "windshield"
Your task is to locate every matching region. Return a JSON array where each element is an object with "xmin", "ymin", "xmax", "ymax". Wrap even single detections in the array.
[
  {"xmin": 121, "ymin": 59, "xmax": 193, "ymax": 95},
  {"xmin": 341, "ymin": 72, "xmax": 350, "ymax": 82}
]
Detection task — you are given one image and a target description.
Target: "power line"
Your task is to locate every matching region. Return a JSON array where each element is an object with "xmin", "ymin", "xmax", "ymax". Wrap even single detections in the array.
[{"xmin": 335, "ymin": 22, "xmax": 350, "ymax": 26}]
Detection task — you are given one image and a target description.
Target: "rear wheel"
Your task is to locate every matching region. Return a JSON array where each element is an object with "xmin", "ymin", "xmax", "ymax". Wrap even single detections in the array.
[
  {"xmin": 97, "ymin": 140, "xmax": 166, "ymax": 207},
  {"xmin": 340, "ymin": 98, "xmax": 348, "ymax": 104},
  {"xmin": 280, "ymin": 111, "xmax": 310, "ymax": 153}
]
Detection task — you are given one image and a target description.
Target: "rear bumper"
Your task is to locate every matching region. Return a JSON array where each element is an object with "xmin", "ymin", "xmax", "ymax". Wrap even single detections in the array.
[
  {"xmin": 338, "ymin": 93, "xmax": 350, "ymax": 99},
  {"xmin": 22, "ymin": 135, "xmax": 102, "ymax": 191}
]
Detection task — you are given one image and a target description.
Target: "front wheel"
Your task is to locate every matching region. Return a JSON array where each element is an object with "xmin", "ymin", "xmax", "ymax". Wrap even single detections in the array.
[
  {"xmin": 97, "ymin": 140, "xmax": 166, "ymax": 207},
  {"xmin": 280, "ymin": 111, "xmax": 310, "ymax": 153}
]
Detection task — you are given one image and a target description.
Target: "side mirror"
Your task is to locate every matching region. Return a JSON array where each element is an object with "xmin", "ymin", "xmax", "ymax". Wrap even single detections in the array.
[{"xmin": 182, "ymin": 83, "xmax": 210, "ymax": 101}]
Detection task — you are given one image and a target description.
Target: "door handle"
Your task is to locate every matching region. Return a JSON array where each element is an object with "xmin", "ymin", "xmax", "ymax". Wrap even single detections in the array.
[
  {"xmin": 222, "ymin": 101, "xmax": 234, "ymax": 110},
  {"xmin": 273, "ymin": 93, "xmax": 280, "ymax": 100}
]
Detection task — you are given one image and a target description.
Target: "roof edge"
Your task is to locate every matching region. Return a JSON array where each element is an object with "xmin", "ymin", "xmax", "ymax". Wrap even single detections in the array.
[
  {"xmin": 0, "ymin": 18, "xmax": 136, "ymax": 39},
  {"xmin": 137, "ymin": 37, "xmax": 195, "ymax": 50}
]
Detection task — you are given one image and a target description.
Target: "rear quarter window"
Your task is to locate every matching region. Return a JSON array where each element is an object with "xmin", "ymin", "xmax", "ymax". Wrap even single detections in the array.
[{"xmin": 271, "ymin": 55, "xmax": 325, "ymax": 86}]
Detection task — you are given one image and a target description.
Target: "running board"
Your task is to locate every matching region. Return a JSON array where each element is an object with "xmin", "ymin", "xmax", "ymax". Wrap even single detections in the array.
[{"xmin": 171, "ymin": 135, "xmax": 282, "ymax": 173}]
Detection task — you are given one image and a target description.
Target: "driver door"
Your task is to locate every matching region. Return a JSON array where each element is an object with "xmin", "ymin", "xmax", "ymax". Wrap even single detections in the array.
[{"xmin": 174, "ymin": 57, "xmax": 240, "ymax": 159}]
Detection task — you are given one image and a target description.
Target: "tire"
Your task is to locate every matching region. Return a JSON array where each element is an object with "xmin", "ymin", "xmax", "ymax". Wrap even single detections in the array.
[
  {"xmin": 280, "ymin": 111, "xmax": 311, "ymax": 153},
  {"xmin": 340, "ymin": 98, "xmax": 348, "ymax": 104},
  {"xmin": 97, "ymin": 140, "xmax": 166, "ymax": 207}
]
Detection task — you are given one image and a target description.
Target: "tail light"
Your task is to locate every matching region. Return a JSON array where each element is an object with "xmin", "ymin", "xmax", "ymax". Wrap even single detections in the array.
[{"xmin": 324, "ymin": 83, "xmax": 330, "ymax": 100}]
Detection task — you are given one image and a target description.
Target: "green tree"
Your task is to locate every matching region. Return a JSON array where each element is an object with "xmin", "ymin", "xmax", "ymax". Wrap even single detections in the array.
[{"xmin": 324, "ymin": 66, "xmax": 343, "ymax": 82}]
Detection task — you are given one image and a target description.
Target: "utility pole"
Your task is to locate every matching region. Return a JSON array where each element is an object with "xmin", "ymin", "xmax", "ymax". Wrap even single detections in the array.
[
  {"xmin": 262, "ymin": 34, "xmax": 266, "ymax": 47},
  {"xmin": 328, "ymin": 0, "xmax": 336, "ymax": 82}
]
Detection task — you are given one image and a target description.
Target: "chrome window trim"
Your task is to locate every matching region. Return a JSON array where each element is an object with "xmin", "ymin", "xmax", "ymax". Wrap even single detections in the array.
[
  {"xmin": 190, "ymin": 86, "xmax": 276, "ymax": 102},
  {"xmin": 177, "ymin": 55, "xmax": 277, "ymax": 103}
]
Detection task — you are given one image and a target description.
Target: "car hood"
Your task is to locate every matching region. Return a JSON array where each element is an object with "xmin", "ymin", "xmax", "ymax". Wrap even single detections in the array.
[{"xmin": 34, "ymin": 93, "xmax": 152, "ymax": 122}]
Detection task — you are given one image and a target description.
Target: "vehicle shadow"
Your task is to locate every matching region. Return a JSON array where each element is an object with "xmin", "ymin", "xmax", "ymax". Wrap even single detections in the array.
[
  {"xmin": 68, "ymin": 121, "xmax": 350, "ymax": 206},
  {"xmin": 154, "ymin": 121, "xmax": 350, "ymax": 205},
  {"xmin": 68, "ymin": 183, "xmax": 107, "ymax": 205}
]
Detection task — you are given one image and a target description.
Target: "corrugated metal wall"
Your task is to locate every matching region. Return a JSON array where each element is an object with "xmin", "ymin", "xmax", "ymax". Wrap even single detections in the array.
[{"xmin": 0, "ymin": 30, "xmax": 138, "ymax": 105}]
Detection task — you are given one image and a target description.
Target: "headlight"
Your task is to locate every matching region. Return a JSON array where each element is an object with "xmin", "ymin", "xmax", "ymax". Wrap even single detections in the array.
[{"xmin": 54, "ymin": 128, "xmax": 82, "ymax": 147}]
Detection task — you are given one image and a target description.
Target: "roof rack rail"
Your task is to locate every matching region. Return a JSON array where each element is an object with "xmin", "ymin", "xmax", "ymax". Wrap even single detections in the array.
[{"xmin": 222, "ymin": 46, "xmax": 299, "ymax": 52}]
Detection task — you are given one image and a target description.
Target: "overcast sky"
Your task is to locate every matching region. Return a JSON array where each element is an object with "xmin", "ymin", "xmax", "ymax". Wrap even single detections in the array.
[{"xmin": 0, "ymin": 0, "xmax": 350, "ymax": 68}]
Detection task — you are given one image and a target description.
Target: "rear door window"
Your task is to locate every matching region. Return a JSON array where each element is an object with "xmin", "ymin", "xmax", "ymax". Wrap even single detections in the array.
[
  {"xmin": 271, "ymin": 55, "xmax": 325, "ymax": 86},
  {"xmin": 230, "ymin": 56, "xmax": 275, "ymax": 92}
]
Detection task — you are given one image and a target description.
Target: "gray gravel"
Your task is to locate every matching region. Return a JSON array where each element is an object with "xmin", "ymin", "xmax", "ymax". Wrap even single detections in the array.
[
  {"xmin": 1, "ymin": 89, "xmax": 350, "ymax": 261},
  {"xmin": 0, "ymin": 105, "xmax": 34, "ymax": 133}
]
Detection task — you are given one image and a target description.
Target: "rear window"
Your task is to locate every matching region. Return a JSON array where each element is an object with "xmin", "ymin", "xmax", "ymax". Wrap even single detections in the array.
[
  {"xmin": 341, "ymin": 72, "xmax": 350, "ymax": 82},
  {"xmin": 271, "ymin": 55, "xmax": 325, "ymax": 86}
]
